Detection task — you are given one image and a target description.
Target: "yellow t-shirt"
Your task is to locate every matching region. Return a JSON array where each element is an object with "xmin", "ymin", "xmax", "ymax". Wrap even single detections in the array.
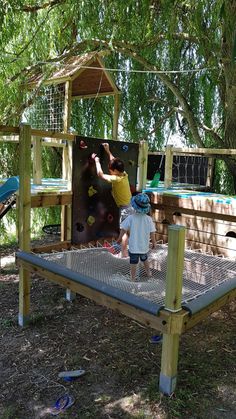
[{"xmin": 106, "ymin": 172, "xmax": 131, "ymax": 207}]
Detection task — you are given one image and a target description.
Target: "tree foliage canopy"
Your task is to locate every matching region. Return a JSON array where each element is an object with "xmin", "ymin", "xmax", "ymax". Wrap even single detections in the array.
[{"xmin": 0, "ymin": 0, "xmax": 236, "ymax": 189}]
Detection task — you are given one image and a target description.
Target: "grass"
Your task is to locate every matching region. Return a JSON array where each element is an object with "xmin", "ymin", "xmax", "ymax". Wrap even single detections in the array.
[
  {"xmin": 0, "ymin": 318, "xmax": 16, "ymax": 328},
  {"xmin": 1, "ymin": 406, "xmax": 20, "ymax": 419}
]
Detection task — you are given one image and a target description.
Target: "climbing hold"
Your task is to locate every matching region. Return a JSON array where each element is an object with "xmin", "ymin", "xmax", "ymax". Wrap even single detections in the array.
[
  {"xmin": 88, "ymin": 186, "xmax": 97, "ymax": 197},
  {"xmin": 87, "ymin": 215, "xmax": 95, "ymax": 226},
  {"xmin": 79, "ymin": 140, "xmax": 87, "ymax": 149},
  {"xmin": 107, "ymin": 213, "xmax": 114, "ymax": 223},
  {"xmin": 76, "ymin": 222, "xmax": 84, "ymax": 232},
  {"xmin": 122, "ymin": 144, "xmax": 129, "ymax": 152}
]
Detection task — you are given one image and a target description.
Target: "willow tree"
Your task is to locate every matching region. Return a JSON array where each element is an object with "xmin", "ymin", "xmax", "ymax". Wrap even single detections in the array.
[{"xmin": 0, "ymin": 0, "xmax": 236, "ymax": 190}]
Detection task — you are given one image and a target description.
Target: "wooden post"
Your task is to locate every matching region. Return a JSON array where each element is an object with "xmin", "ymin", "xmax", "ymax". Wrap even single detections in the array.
[
  {"xmin": 32, "ymin": 136, "xmax": 42, "ymax": 185},
  {"xmin": 164, "ymin": 145, "xmax": 173, "ymax": 188},
  {"xmin": 137, "ymin": 141, "xmax": 148, "ymax": 191},
  {"xmin": 159, "ymin": 225, "xmax": 185, "ymax": 395},
  {"xmin": 64, "ymin": 205, "xmax": 76, "ymax": 302},
  {"xmin": 61, "ymin": 80, "xmax": 74, "ymax": 299},
  {"xmin": 206, "ymin": 157, "xmax": 214, "ymax": 189},
  {"xmin": 112, "ymin": 94, "xmax": 120, "ymax": 140},
  {"xmin": 61, "ymin": 80, "xmax": 72, "ymax": 242},
  {"xmin": 18, "ymin": 124, "xmax": 31, "ymax": 326}
]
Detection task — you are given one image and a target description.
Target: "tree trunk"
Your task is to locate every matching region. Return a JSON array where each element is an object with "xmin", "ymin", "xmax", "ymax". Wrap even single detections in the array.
[{"xmin": 222, "ymin": 1, "xmax": 236, "ymax": 148}]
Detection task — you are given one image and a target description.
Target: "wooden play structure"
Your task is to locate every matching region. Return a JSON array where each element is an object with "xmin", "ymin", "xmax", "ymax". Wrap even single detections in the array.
[
  {"xmin": 25, "ymin": 51, "xmax": 121, "ymax": 241},
  {"xmin": 144, "ymin": 145, "xmax": 236, "ymax": 259},
  {"xmin": 0, "ymin": 122, "xmax": 235, "ymax": 396},
  {"xmin": 0, "ymin": 52, "xmax": 235, "ymax": 395}
]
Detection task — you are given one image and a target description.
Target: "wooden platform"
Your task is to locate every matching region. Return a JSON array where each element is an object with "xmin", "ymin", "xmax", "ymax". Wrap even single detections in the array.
[
  {"xmin": 144, "ymin": 187, "xmax": 236, "ymax": 258},
  {"xmin": 29, "ymin": 178, "xmax": 72, "ymax": 208}
]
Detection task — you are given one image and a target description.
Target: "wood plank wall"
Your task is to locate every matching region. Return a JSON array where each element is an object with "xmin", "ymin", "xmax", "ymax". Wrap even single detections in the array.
[{"xmin": 149, "ymin": 192, "xmax": 236, "ymax": 259}]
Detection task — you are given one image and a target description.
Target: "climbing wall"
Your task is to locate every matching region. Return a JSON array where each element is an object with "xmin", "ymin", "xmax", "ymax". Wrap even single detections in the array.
[{"xmin": 72, "ymin": 136, "xmax": 139, "ymax": 244}]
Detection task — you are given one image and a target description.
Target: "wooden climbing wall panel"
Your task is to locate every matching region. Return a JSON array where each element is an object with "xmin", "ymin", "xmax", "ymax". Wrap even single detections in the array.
[{"xmin": 72, "ymin": 136, "xmax": 139, "ymax": 244}]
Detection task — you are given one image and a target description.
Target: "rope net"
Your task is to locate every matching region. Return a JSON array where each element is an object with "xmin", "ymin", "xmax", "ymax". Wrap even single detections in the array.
[
  {"xmin": 39, "ymin": 244, "xmax": 236, "ymax": 307},
  {"xmin": 25, "ymin": 84, "xmax": 65, "ymax": 132},
  {"xmin": 172, "ymin": 155, "xmax": 208, "ymax": 185}
]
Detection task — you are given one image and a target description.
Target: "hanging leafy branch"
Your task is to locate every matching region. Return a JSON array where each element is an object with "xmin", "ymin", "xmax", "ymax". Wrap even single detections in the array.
[{"xmin": 0, "ymin": 0, "xmax": 236, "ymax": 189}]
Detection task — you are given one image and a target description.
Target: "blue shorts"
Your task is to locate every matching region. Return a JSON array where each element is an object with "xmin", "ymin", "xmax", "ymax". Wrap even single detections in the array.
[{"xmin": 129, "ymin": 252, "xmax": 148, "ymax": 264}]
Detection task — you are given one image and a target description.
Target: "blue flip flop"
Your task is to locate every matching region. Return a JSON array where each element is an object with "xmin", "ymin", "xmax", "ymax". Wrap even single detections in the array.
[
  {"xmin": 150, "ymin": 335, "xmax": 163, "ymax": 344},
  {"xmin": 50, "ymin": 394, "xmax": 75, "ymax": 416},
  {"xmin": 58, "ymin": 369, "xmax": 86, "ymax": 382}
]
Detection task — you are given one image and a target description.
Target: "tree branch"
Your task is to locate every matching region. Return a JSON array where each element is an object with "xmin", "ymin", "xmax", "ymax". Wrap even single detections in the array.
[
  {"xmin": 21, "ymin": 0, "xmax": 66, "ymax": 12},
  {"xmin": 70, "ymin": 38, "xmax": 205, "ymax": 147},
  {"xmin": 200, "ymin": 123, "xmax": 224, "ymax": 146}
]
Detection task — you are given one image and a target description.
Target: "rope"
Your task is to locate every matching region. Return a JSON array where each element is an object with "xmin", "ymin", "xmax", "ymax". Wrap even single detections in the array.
[{"xmin": 40, "ymin": 244, "xmax": 236, "ymax": 307}]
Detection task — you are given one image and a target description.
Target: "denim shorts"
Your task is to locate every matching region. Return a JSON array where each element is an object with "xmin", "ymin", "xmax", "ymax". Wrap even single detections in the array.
[{"xmin": 129, "ymin": 252, "xmax": 148, "ymax": 264}]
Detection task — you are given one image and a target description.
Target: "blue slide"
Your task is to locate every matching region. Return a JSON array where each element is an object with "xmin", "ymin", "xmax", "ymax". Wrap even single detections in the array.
[{"xmin": 0, "ymin": 176, "xmax": 19, "ymax": 203}]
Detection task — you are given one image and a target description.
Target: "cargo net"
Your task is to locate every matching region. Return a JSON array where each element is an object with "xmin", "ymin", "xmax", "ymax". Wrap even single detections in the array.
[
  {"xmin": 39, "ymin": 244, "xmax": 236, "ymax": 307},
  {"xmin": 25, "ymin": 83, "xmax": 65, "ymax": 132},
  {"xmin": 172, "ymin": 155, "xmax": 208, "ymax": 186}
]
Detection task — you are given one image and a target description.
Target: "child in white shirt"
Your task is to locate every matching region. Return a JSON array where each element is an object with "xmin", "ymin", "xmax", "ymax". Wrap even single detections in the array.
[{"xmin": 117, "ymin": 193, "xmax": 156, "ymax": 280}]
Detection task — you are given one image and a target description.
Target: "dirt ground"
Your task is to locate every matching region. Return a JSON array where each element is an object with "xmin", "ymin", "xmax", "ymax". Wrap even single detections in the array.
[{"xmin": 0, "ymin": 239, "xmax": 235, "ymax": 419}]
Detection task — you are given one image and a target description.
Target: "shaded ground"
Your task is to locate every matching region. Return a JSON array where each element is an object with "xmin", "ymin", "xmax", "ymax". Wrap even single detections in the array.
[{"xmin": 0, "ymin": 240, "xmax": 235, "ymax": 419}]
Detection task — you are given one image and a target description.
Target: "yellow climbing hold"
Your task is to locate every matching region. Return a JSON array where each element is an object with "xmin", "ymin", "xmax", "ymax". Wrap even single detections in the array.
[
  {"xmin": 87, "ymin": 215, "xmax": 95, "ymax": 226},
  {"xmin": 88, "ymin": 186, "xmax": 97, "ymax": 197}
]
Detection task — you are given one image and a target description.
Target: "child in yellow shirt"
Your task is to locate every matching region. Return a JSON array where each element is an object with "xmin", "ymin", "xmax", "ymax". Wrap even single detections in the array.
[{"xmin": 92, "ymin": 143, "xmax": 133, "ymax": 256}]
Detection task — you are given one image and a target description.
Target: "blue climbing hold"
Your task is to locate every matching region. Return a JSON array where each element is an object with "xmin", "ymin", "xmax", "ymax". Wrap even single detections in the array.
[{"xmin": 122, "ymin": 145, "xmax": 129, "ymax": 152}]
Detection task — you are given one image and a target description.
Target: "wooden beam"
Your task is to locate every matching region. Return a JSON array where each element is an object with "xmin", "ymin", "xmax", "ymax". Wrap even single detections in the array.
[
  {"xmin": 164, "ymin": 226, "xmax": 185, "ymax": 312},
  {"xmin": 17, "ymin": 258, "xmax": 170, "ymax": 332},
  {"xmin": 72, "ymin": 92, "xmax": 118, "ymax": 99},
  {"xmin": 164, "ymin": 145, "xmax": 173, "ymax": 188},
  {"xmin": 31, "ymin": 192, "xmax": 72, "ymax": 208},
  {"xmin": 61, "ymin": 80, "xmax": 73, "ymax": 242},
  {"xmin": 150, "ymin": 193, "xmax": 236, "ymax": 217},
  {"xmin": 32, "ymin": 136, "xmax": 42, "ymax": 185},
  {"xmin": 112, "ymin": 93, "xmax": 120, "ymax": 140},
  {"xmin": 155, "ymin": 220, "xmax": 236, "ymax": 244},
  {"xmin": 152, "ymin": 202, "xmax": 236, "ymax": 221},
  {"xmin": 137, "ymin": 141, "xmax": 148, "ymax": 191},
  {"xmin": 149, "ymin": 149, "xmax": 236, "ymax": 156},
  {"xmin": 0, "ymin": 125, "xmax": 76, "ymax": 140},
  {"xmin": 182, "ymin": 288, "xmax": 236, "ymax": 332},
  {"xmin": 153, "ymin": 231, "xmax": 236, "ymax": 258},
  {"xmin": 159, "ymin": 225, "xmax": 185, "ymax": 395},
  {"xmin": 172, "ymin": 147, "xmax": 236, "ymax": 156},
  {"xmin": 206, "ymin": 157, "xmax": 214, "ymax": 188},
  {"xmin": 31, "ymin": 240, "xmax": 71, "ymax": 253},
  {"xmin": 42, "ymin": 140, "xmax": 66, "ymax": 148},
  {"xmin": 0, "ymin": 135, "xmax": 66, "ymax": 148},
  {"xmin": 18, "ymin": 124, "xmax": 31, "ymax": 327},
  {"xmin": 96, "ymin": 56, "xmax": 120, "ymax": 94}
]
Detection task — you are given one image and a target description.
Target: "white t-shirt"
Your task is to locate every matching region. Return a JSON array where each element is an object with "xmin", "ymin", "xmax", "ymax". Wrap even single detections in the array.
[{"xmin": 120, "ymin": 213, "xmax": 156, "ymax": 254}]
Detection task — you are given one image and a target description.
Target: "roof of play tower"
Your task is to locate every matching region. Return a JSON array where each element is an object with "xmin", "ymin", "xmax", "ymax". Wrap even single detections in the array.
[{"xmin": 27, "ymin": 51, "xmax": 120, "ymax": 98}]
